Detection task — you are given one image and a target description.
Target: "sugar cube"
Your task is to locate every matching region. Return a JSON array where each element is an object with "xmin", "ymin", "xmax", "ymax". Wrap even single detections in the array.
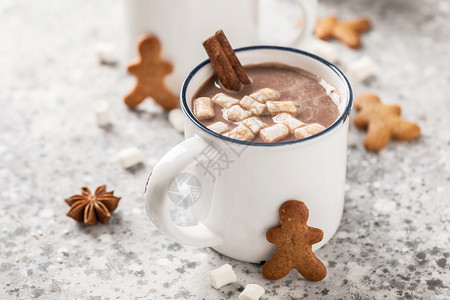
[
  {"xmin": 310, "ymin": 39, "xmax": 339, "ymax": 63},
  {"xmin": 95, "ymin": 42, "xmax": 117, "ymax": 65},
  {"xmin": 238, "ymin": 284, "xmax": 265, "ymax": 300},
  {"xmin": 347, "ymin": 56, "xmax": 376, "ymax": 82},
  {"xmin": 94, "ymin": 101, "xmax": 111, "ymax": 127},
  {"xmin": 117, "ymin": 147, "xmax": 144, "ymax": 169},
  {"xmin": 168, "ymin": 108, "xmax": 185, "ymax": 133},
  {"xmin": 208, "ymin": 264, "xmax": 237, "ymax": 289}
]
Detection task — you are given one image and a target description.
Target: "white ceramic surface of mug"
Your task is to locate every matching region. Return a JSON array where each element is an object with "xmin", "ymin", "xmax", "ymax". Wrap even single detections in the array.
[
  {"xmin": 123, "ymin": 0, "xmax": 317, "ymax": 94},
  {"xmin": 145, "ymin": 46, "xmax": 353, "ymax": 263}
]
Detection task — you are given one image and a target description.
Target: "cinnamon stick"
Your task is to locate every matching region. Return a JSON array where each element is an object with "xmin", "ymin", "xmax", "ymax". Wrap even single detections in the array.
[
  {"xmin": 203, "ymin": 35, "xmax": 241, "ymax": 91},
  {"xmin": 202, "ymin": 30, "xmax": 250, "ymax": 91},
  {"xmin": 215, "ymin": 30, "xmax": 251, "ymax": 85}
]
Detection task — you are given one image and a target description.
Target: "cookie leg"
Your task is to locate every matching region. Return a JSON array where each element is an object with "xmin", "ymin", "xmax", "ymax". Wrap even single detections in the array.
[
  {"xmin": 296, "ymin": 256, "xmax": 327, "ymax": 281},
  {"xmin": 150, "ymin": 87, "xmax": 179, "ymax": 110},
  {"xmin": 262, "ymin": 252, "xmax": 293, "ymax": 280},
  {"xmin": 124, "ymin": 87, "xmax": 148, "ymax": 108},
  {"xmin": 364, "ymin": 123, "xmax": 391, "ymax": 151}
]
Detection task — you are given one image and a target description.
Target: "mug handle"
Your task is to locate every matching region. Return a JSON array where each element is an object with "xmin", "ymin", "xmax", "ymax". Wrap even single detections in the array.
[
  {"xmin": 256, "ymin": 0, "xmax": 318, "ymax": 47},
  {"xmin": 144, "ymin": 135, "xmax": 222, "ymax": 247}
]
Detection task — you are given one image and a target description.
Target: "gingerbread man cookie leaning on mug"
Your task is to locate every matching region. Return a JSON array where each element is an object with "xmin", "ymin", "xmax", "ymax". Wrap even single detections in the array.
[
  {"xmin": 262, "ymin": 200, "xmax": 327, "ymax": 281},
  {"xmin": 354, "ymin": 93, "xmax": 421, "ymax": 151},
  {"xmin": 125, "ymin": 35, "xmax": 178, "ymax": 110}
]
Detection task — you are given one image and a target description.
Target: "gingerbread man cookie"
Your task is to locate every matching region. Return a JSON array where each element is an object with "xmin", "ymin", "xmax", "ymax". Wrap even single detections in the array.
[
  {"xmin": 314, "ymin": 16, "xmax": 371, "ymax": 49},
  {"xmin": 125, "ymin": 35, "xmax": 178, "ymax": 110},
  {"xmin": 354, "ymin": 93, "xmax": 421, "ymax": 151},
  {"xmin": 262, "ymin": 200, "xmax": 326, "ymax": 281}
]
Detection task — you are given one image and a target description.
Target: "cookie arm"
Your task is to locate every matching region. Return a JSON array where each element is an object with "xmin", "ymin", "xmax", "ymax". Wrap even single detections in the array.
[
  {"xmin": 266, "ymin": 227, "xmax": 283, "ymax": 244},
  {"xmin": 386, "ymin": 104, "xmax": 401, "ymax": 116},
  {"xmin": 354, "ymin": 110, "xmax": 370, "ymax": 128},
  {"xmin": 350, "ymin": 18, "xmax": 371, "ymax": 32},
  {"xmin": 355, "ymin": 94, "xmax": 380, "ymax": 110},
  {"xmin": 314, "ymin": 16, "xmax": 337, "ymax": 40},
  {"xmin": 392, "ymin": 119, "xmax": 421, "ymax": 141},
  {"xmin": 333, "ymin": 24, "xmax": 360, "ymax": 49},
  {"xmin": 160, "ymin": 61, "xmax": 173, "ymax": 74},
  {"xmin": 307, "ymin": 227, "xmax": 323, "ymax": 244},
  {"xmin": 127, "ymin": 63, "xmax": 140, "ymax": 76}
]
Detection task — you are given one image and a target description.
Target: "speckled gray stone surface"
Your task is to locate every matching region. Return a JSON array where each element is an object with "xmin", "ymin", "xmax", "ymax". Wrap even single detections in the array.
[{"xmin": 1, "ymin": 0, "xmax": 449, "ymax": 299}]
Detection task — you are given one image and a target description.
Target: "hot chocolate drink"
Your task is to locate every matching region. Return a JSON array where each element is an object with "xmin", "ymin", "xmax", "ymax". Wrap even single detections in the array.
[{"xmin": 192, "ymin": 62, "xmax": 340, "ymax": 143}]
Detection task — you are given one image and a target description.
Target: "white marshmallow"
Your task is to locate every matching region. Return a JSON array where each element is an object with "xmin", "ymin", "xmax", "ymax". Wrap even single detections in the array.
[
  {"xmin": 273, "ymin": 113, "xmax": 305, "ymax": 133},
  {"xmin": 224, "ymin": 124, "xmax": 255, "ymax": 141},
  {"xmin": 94, "ymin": 101, "xmax": 110, "ymax": 127},
  {"xmin": 226, "ymin": 105, "xmax": 252, "ymax": 122},
  {"xmin": 208, "ymin": 264, "xmax": 237, "ymax": 289},
  {"xmin": 241, "ymin": 117, "xmax": 267, "ymax": 134},
  {"xmin": 117, "ymin": 147, "xmax": 144, "ymax": 169},
  {"xmin": 259, "ymin": 123, "xmax": 289, "ymax": 143},
  {"xmin": 194, "ymin": 97, "xmax": 215, "ymax": 120},
  {"xmin": 310, "ymin": 39, "xmax": 339, "ymax": 63},
  {"xmin": 238, "ymin": 284, "xmax": 265, "ymax": 300},
  {"xmin": 207, "ymin": 122, "xmax": 230, "ymax": 134},
  {"xmin": 240, "ymin": 96, "xmax": 267, "ymax": 115},
  {"xmin": 212, "ymin": 93, "xmax": 239, "ymax": 108},
  {"xmin": 249, "ymin": 88, "xmax": 279, "ymax": 103},
  {"xmin": 168, "ymin": 108, "xmax": 185, "ymax": 133},
  {"xmin": 294, "ymin": 123, "xmax": 326, "ymax": 139},
  {"xmin": 347, "ymin": 56, "xmax": 376, "ymax": 82},
  {"xmin": 266, "ymin": 101, "xmax": 298, "ymax": 115},
  {"xmin": 95, "ymin": 42, "xmax": 117, "ymax": 65}
]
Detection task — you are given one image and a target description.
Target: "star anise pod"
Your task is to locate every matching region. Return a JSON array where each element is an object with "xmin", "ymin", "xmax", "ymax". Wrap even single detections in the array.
[{"xmin": 65, "ymin": 185, "xmax": 121, "ymax": 226}]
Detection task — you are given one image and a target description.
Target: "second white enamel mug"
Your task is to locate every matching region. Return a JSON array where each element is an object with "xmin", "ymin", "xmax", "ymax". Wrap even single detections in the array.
[{"xmin": 124, "ymin": 0, "xmax": 318, "ymax": 94}]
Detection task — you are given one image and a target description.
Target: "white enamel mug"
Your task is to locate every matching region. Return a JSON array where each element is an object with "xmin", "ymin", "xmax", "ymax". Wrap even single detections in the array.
[
  {"xmin": 145, "ymin": 46, "xmax": 353, "ymax": 263},
  {"xmin": 123, "ymin": 0, "xmax": 318, "ymax": 94}
]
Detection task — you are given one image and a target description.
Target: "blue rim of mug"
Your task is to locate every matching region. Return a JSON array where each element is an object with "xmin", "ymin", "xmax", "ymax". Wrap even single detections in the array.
[{"xmin": 180, "ymin": 45, "xmax": 353, "ymax": 147}]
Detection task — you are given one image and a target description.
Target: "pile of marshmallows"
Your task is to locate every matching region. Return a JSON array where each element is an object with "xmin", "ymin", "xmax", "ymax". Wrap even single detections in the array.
[
  {"xmin": 209, "ymin": 264, "xmax": 265, "ymax": 300},
  {"xmin": 194, "ymin": 88, "xmax": 326, "ymax": 143},
  {"xmin": 310, "ymin": 39, "xmax": 376, "ymax": 82}
]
